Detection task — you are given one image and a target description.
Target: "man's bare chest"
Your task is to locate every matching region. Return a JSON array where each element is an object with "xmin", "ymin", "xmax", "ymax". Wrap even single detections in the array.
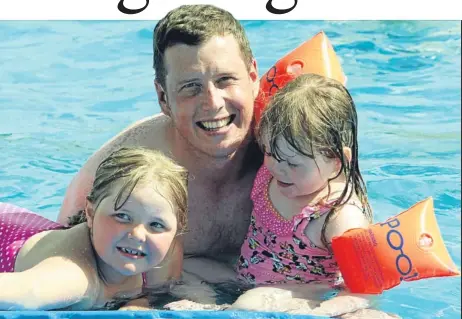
[{"xmin": 183, "ymin": 179, "xmax": 254, "ymax": 256}]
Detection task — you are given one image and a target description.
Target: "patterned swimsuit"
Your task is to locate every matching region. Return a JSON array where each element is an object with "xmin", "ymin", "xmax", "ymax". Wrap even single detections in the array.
[{"xmin": 236, "ymin": 165, "xmax": 344, "ymax": 286}]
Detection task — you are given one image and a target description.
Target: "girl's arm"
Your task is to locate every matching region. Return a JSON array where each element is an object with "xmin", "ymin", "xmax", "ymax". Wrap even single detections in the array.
[
  {"xmin": 0, "ymin": 257, "xmax": 97, "ymax": 310},
  {"xmin": 309, "ymin": 204, "xmax": 376, "ymax": 317},
  {"xmin": 305, "ymin": 203, "xmax": 370, "ymax": 251},
  {"xmin": 324, "ymin": 204, "xmax": 370, "ymax": 246}
]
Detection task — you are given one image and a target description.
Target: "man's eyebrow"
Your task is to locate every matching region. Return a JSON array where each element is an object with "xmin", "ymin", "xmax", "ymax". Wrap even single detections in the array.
[
  {"xmin": 217, "ymin": 70, "xmax": 238, "ymax": 76},
  {"xmin": 177, "ymin": 78, "xmax": 200, "ymax": 86}
]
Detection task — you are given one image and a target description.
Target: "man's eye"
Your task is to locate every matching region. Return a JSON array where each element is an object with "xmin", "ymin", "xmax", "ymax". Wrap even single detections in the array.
[
  {"xmin": 182, "ymin": 83, "xmax": 200, "ymax": 90},
  {"xmin": 179, "ymin": 83, "xmax": 201, "ymax": 96},
  {"xmin": 218, "ymin": 76, "xmax": 235, "ymax": 83}
]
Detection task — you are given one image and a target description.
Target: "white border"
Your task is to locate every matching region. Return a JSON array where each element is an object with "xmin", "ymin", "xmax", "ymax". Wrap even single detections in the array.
[{"xmin": 0, "ymin": 0, "xmax": 461, "ymax": 20}]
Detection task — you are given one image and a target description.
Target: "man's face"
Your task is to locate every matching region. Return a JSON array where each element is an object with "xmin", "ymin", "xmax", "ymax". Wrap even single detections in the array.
[{"xmin": 157, "ymin": 35, "xmax": 259, "ymax": 158}]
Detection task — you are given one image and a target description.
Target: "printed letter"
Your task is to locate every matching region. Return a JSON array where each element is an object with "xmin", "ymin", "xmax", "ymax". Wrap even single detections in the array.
[
  {"xmin": 118, "ymin": 0, "xmax": 149, "ymax": 15},
  {"xmin": 266, "ymin": 0, "xmax": 298, "ymax": 14}
]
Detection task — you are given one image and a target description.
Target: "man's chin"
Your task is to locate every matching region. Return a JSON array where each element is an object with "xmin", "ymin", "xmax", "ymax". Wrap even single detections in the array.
[
  {"xmin": 198, "ymin": 137, "xmax": 248, "ymax": 158},
  {"xmin": 204, "ymin": 146, "xmax": 239, "ymax": 160}
]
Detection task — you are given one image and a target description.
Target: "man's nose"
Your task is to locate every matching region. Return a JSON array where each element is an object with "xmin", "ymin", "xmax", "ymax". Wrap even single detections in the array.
[{"xmin": 201, "ymin": 83, "xmax": 225, "ymax": 111}]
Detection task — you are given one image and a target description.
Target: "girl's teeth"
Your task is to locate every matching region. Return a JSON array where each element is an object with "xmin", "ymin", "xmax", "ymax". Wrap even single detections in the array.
[{"xmin": 121, "ymin": 247, "xmax": 143, "ymax": 256}]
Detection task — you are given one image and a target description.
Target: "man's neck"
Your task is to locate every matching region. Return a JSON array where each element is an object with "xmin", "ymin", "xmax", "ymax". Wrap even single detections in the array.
[{"xmin": 170, "ymin": 127, "xmax": 254, "ymax": 183}]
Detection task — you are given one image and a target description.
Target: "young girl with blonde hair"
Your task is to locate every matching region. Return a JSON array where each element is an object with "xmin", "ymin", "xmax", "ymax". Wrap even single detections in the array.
[{"xmin": 0, "ymin": 147, "xmax": 188, "ymax": 310}]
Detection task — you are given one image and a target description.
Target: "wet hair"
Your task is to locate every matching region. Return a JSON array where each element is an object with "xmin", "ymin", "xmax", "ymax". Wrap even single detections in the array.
[
  {"xmin": 153, "ymin": 4, "xmax": 254, "ymax": 89},
  {"xmin": 256, "ymin": 73, "xmax": 373, "ymax": 249},
  {"xmin": 67, "ymin": 147, "xmax": 188, "ymax": 235}
]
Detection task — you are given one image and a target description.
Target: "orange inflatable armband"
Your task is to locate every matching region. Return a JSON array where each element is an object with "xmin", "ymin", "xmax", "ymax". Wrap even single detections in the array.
[
  {"xmin": 254, "ymin": 31, "xmax": 347, "ymax": 124},
  {"xmin": 331, "ymin": 197, "xmax": 460, "ymax": 294}
]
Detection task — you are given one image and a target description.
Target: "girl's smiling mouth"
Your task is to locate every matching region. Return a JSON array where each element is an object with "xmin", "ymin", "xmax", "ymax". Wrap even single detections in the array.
[{"xmin": 116, "ymin": 246, "xmax": 146, "ymax": 258}]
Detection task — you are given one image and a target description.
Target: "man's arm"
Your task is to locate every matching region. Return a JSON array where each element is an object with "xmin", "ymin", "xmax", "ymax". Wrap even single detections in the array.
[
  {"xmin": 58, "ymin": 158, "xmax": 98, "ymax": 224},
  {"xmin": 58, "ymin": 140, "xmax": 126, "ymax": 224},
  {"xmin": 58, "ymin": 115, "xmax": 165, "ymax": 224}
]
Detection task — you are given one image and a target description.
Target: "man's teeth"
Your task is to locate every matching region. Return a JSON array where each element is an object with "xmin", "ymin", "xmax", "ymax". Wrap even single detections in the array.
[
  {"xmin": 200, "ymin": 116, "xmax": 232, "ymax": 130},
  {"xmin": 120, "ymin": 247, "xmax": 144, "ymax": 256}
]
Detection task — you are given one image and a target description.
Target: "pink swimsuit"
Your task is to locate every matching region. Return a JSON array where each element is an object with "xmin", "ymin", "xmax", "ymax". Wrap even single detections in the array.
[
  {"xmin": 0, "ymin": 202, "xmax": 65, "ymax": 272},
  {"xmin": 236, "ymin": 165, "xmax": 344, "ymax": 286}
]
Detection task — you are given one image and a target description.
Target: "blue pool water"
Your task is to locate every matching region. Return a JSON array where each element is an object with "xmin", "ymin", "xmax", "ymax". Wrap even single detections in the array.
[{"xmin": 0, "ymin": 20, "xmax": 460, "ymax": 318}]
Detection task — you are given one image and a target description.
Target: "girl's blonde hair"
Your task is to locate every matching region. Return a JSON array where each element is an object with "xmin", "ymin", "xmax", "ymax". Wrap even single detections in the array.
[
  {"xmin": 257, "ymin": 73, "xmax": 373, "ymax": 248},
  {"xmin": 68, "ymin": 147, "xmax": 188, "ymax": 235}
]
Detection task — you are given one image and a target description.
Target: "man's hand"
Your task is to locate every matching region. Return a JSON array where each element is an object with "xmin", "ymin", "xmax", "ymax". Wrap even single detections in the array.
[
  {"xmin": 163, "ymin": 299, "xmax": 230, "ymax": 311},
  {"xmin": 118, "ymin": 297, "xmax": 151, "ymax": 311}
]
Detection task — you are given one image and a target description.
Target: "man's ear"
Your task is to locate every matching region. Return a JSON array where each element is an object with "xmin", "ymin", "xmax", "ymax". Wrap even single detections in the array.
[
  {"xmin": 155, "ymin": 80, "xmax": 170, "ymax": 117},
  {"xmin": 85, "ymin": 199, "xmax": 94, "ymax": 229},
  {"xmin": 249, "ymin": 58, "xmax": 260, "ymax": 99}
]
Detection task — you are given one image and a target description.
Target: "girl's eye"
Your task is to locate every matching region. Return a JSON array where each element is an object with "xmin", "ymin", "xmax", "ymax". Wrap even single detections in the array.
[
  {"xmin": 114, "ymin": 213, "xmax": 131, "ymax": 222},
  {"xmin": 287, "ymin": 162, "xmax": 298, "ymax": 168},
  {"xmin": 150, "ymin": 222, "xmax": 165, "ymax": 230}
]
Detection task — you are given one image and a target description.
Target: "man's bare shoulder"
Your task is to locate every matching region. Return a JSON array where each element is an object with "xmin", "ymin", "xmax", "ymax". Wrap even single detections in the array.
[
  {"xmin": 107, "ymin": 113, "xmax": 172, "ymax": 151},
  {"xmin": 58, "ymin": 114, "xmax": 173, "ymax": 222}
]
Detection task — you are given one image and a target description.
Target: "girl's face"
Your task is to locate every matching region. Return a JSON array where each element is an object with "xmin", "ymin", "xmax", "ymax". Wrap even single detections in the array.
[
  {"xmin": 86, "ymin": 182, "xmax": 178, "ymax": 277},
  {"xmin": 263, "ymin": 136, "xmax": 340, "ymax": 199}
]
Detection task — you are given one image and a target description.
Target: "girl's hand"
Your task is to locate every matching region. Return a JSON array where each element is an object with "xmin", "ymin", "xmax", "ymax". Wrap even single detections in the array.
[
  {"xmin": 310, "ymin": 294, "xmax": 371, "ymax": 317},
  {"xmin": 337, "ymin": 308, "xmax": 402, "ymax": 319}
]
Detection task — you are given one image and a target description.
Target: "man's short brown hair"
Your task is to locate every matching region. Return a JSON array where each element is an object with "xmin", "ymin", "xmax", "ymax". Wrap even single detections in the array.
[{"xmin": 153, "ymin": 4, "xmax": 254, "ymax": 89}]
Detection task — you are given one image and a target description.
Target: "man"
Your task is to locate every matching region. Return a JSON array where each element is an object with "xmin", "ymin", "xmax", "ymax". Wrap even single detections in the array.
[{"xmin": 58, "ymin": 4, "xmax": 262, "ymax": 282}]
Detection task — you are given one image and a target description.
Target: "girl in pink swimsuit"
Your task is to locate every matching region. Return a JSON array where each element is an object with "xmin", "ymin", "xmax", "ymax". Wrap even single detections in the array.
[
  {"xmin": 236, "ymin": 74, "xmax": 373, "ymax": 294},
  {"xmin": 0, "ymin": 147, "xmax": 188, "ymax": 310}
]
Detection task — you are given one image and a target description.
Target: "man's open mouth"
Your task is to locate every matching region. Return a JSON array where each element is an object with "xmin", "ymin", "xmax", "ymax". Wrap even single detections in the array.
[{"xmin": 196, "ymin": 115, "xmax": 236, "ymax": 131}]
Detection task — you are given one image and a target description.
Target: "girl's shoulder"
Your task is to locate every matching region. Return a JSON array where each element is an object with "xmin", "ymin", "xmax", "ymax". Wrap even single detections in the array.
[
  {"xmin": 320, "ymin": 197, "xmax": 369, "ymax": 239},
  {"xmin": 302, "ymin": 195, "xmax": 369, "ymax": 249},
  {"xmin": 17, "ymin": 223, "xmax": 98, "ymax": 274}
]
